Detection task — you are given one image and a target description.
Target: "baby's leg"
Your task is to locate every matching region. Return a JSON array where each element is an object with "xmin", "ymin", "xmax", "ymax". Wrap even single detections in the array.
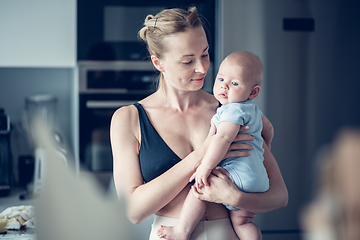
[
  {"xmin": 230, "ymin": 209, "xmax": 262, "ymax": 240},
  {"xmin": 158, "ymin": 187, "xmax": 206, "ymax": 240}
]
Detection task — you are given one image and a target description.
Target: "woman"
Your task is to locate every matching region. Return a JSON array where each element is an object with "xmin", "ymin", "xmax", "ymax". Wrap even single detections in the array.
[{"xmin": 110, "ymin": 7, "xmax": 288, "ymax": 240}]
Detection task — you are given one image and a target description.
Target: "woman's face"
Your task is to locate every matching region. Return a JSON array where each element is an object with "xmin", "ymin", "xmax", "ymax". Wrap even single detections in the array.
[{"xmin": 157, "ymin": 27, "xmax": 210, "ymax": 92}]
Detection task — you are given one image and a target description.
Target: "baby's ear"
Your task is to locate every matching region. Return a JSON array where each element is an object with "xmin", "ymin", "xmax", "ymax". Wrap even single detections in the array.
[{"xmin": 249, "ymin": 85, "xmax": 260, "ymax": 100}]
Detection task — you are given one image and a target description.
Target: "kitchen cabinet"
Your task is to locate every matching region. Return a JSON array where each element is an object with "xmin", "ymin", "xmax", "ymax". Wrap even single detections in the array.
[{"xmin": 0, "ymin": 0, "xmax": 76, "ymax": 67}]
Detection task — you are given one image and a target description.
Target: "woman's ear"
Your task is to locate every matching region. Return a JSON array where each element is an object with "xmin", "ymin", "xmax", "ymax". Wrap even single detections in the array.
[
  {"xmin": 151, "ymin": 55, "xmax": 164, "ymax": 72},
  {"xmin": 249, "ymin": 85, "xmax": 260, "ymax": 100}
]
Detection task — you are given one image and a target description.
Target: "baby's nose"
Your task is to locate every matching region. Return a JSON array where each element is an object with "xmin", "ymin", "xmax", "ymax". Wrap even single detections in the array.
[{"xmin": 221, "ymin": 84, "xmax": 229, "ymax": 89}]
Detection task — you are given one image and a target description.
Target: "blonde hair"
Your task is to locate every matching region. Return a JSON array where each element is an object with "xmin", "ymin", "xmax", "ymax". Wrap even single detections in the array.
[{"xmin": 138, "ymin": 6, "xmax": 203, "ymax": 59}]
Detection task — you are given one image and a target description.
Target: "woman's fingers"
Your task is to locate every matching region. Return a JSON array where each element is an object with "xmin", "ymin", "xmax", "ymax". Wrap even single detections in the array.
[
  {"xmin": 193, "ymin": 167, "xmax": 236, "ymax": 204},
  {"xmin": 238, "ymin": 125, "xmax": 249, "ymax": 132},
  {"xmin": 224, "ymin": 142, "xmax": 252, "ymax": 159},
  {"xmin": 224, "ymin": 151, "xmax": 246, "ymax": 159},
  {"xmin": 212, "ymin": 167, "xmax": 231, "ymax": 179},
  {"xmin": 229, "ymin": 142, "xmax": 253, "ymax": 151},
  {"xmin": 233, "ymin": 132, "xmax": 254, "ymax": 142}
]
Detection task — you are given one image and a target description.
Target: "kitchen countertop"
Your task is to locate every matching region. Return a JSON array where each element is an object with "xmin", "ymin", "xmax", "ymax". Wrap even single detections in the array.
[{"xmin": 0, "ymin": 188, "xmax": 37, "ymax": 239}]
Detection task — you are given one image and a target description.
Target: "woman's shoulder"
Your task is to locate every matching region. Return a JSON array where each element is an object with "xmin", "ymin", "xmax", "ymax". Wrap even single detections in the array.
[
  {"xmin": 113, "ymin": 103, "xmax": 137, "ymax": 116},
  {"xmin": 112, "ymin": 90, "xmax": 157, "ymax": 119},
  {"xmin": 137, "ymin": 92, "xmax": 158, "ymax": 108},
  {"xmin": 111, "ymin": 104, "xmax": 139, "ymax": 128},
  {"xmin": 111, "ymin": 91, "xmax": 159, "ymax": 127},
  {"xmin": 110, "ymin": 104, "xmax": 141, "ymax": 143}
]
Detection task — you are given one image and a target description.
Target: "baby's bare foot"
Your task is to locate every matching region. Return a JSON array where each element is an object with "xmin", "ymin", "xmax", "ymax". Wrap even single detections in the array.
[{"xmin": 157, "ymin": 225, "xmax": 190, "ymax": 240}]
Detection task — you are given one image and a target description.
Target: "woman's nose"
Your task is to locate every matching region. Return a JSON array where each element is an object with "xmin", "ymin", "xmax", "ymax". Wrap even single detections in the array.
[{"xmin": 195, "ymin": 60, "xmax": 206, "ymax": 73}]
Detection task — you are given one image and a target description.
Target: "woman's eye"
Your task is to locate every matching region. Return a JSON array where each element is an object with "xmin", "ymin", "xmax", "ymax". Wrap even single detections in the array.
[
  {"xmin": 183, "ymin": 60, "xmax": 192, "ymax": 65},
  {"xmin": 201, "ymin": 53, "xmax": 209, "ymax": 58}
]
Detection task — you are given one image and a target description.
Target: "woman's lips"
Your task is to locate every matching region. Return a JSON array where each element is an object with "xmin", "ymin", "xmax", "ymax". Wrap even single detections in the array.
[{"xmin": 192, "ymin": 76, "xmax": 205, "ymax": 83}]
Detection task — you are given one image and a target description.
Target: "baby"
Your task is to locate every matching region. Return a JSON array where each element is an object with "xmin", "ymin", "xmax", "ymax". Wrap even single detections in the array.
[{"xmin": 158, "ymin": 51, "xmax": 270, "ymax": 240}]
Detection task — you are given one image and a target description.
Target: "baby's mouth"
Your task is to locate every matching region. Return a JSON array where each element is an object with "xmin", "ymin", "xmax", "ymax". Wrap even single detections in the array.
[{"xmin": 219, "ymin": 92, "xmax": 227, "ymax": 98}]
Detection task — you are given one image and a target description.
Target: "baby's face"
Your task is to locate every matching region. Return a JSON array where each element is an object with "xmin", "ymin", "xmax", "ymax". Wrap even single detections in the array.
[{"xmin": 213, "ymin": 59, "xmax": 255, "ymax": 105}]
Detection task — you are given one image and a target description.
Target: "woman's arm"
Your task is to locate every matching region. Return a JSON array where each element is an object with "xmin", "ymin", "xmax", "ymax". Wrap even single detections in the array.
[
  {"xmin": 262, "ymin": 114, "xmax": 274, "ymax": 150},
  {"xmin": 111, "ymin": 106, "xmax": 203, "ymax": 224},
  {"xmin": 194, "ymin": 143, "xmax": 288, "ymax": 213},
  {"xmin": 111, "ymin": 106, "xmax": 255, "ymax": 223}
]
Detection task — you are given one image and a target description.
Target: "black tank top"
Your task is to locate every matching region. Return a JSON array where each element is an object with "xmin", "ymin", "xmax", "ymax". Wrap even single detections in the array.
[{"xmin": 134, "ymin": 103, "xmax": 182, "ymax": 183}]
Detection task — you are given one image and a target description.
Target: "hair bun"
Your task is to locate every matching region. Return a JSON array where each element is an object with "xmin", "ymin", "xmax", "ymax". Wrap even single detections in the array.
[
  {"xmin": 139, "ymin": 14, "xmax": 156, "ymax": 41},
  {"xmin": 145, "ymin": 14, "xmax": 155, "ymax": 23}
]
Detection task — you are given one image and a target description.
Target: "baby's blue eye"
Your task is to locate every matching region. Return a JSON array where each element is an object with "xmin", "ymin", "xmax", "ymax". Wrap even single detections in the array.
[
  {"xmin": 219, "ymin": 78, "xmax": 224, "ymax": 82},
  {"xmin": 232, "ymin": 82, "xmax": 238, "ymax": 86}
]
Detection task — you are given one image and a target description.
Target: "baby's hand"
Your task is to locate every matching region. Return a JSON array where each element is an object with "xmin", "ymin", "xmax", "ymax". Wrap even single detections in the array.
[{"xmin": 192, "ymin": 164, "xmax": 212, "ymax": 188}]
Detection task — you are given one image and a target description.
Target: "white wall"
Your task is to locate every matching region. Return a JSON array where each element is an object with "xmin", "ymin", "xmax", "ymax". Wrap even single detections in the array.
[
  {"xmin": 0, "ymin": 0, "xmax": 76, "ymax": 67},
  {"xmin": 216, "ymin": 0, "xmax": 266, "ymax": 112}
]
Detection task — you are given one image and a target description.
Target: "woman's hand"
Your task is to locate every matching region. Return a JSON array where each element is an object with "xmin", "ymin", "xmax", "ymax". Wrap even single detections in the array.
[
  {"xmin": 201, "ymin": 123, "xmax": 253, "ymax": 161},
  {"xmin": 194, "ymin": 143, "xmax": 288, "ymax": 214},
  {"xmin": 223, "ymin": 125, "xmax": 254, "ymax": 159},
  {"xmin": 192, "ymin": 167, "xmax": 238, "ymax": 205}
]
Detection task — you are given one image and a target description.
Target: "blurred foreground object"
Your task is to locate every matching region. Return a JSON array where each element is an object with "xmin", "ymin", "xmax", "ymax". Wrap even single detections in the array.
[
  {"xmin": 32, "ymin": 117, "xmax": 137, "ymax": 240},
  {"xmin": 302, "ymin": 128, "xmax": 360, "ymax": 240},
  {"xmin": 24, "ymin": 94, "xmax": 68, "ymax": 196}
]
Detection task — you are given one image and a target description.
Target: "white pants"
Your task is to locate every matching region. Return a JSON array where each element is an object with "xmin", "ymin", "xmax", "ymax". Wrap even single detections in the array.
[{"xmin": 149, "ymin": 215, "xmax": 239, "ymax": 240}]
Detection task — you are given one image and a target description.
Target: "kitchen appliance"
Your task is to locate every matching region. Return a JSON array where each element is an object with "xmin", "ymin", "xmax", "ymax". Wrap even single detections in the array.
[
  {"xmin": 24, "ymin": 94, "xmax": 67, "ymax": 195},
  {"xmin": 18, "ymin": 155, "xmax": 35, "ymax": 188},
  {"xmin": 0, "ymin": 108, "xmax": 12, "ymax": 197},
  {"xmin": 77, "ymin": 0, "xmax": 215, "ymax": 62},
  {"xmin": 78, "ymin": 61, "xmax": 157, "ymax": 173}
]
